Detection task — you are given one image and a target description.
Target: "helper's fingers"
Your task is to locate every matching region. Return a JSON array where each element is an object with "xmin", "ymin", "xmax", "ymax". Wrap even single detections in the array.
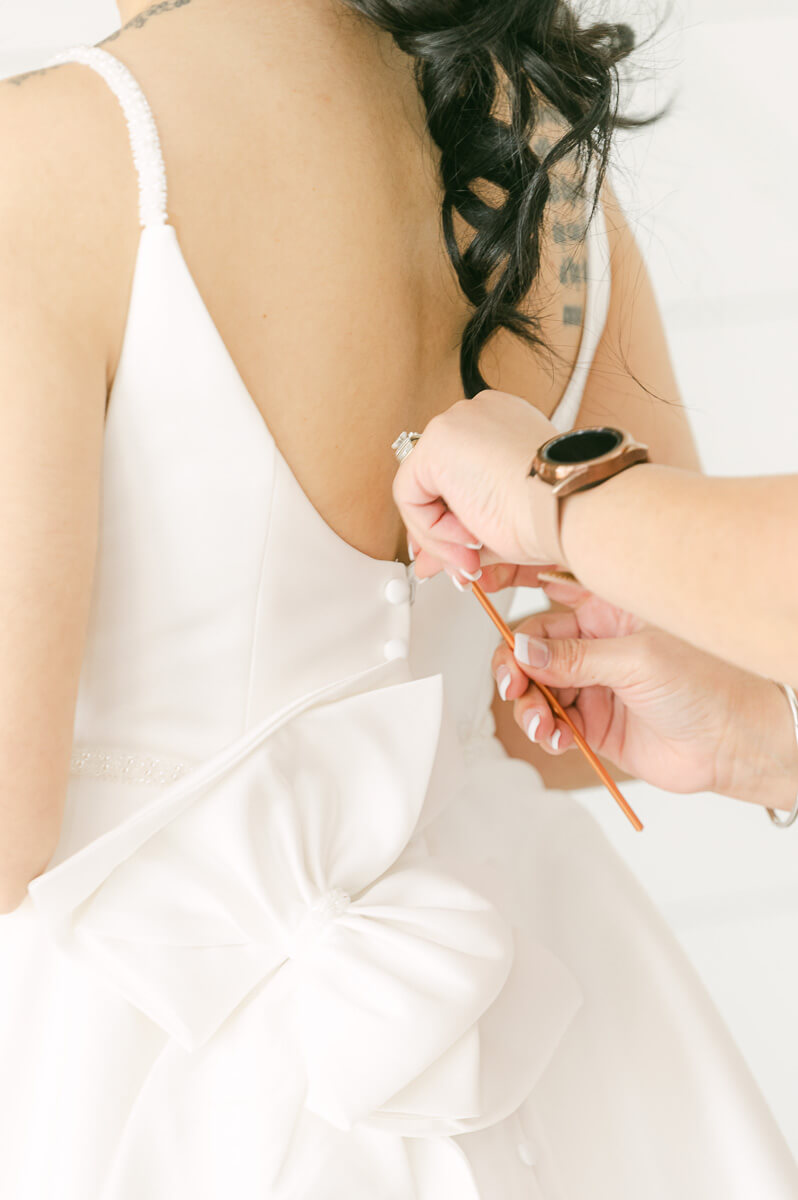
[
  {"xmin": 406, "ymin": 539, "xmax": 563, "ymax": 590},
  {"xmin": 512, "ymin": 683, "xmax": 557, "ymax": 747},
  {"xmin": 512, "ymin": 609, "xmax": 584, "ymax": 645},
  {"xmin": 411, "ymin": 543, "xmax": 481, "ymax": 582},
  {"xmin": 428, "ymin": 507, "xmax": 483, "ymax": 550},
  {"xmin": 513, "ymin": 687, "xmax": 585, "ymax": 754},
  {"xmin": 465, "ymin": 561, "xmax": 520, "ymax": 591},
  {"xmin": 542, "ymin": 707, "xmax": 583, "ymax": 755},
  {"xmin": 411, "ymin": 555, "xmax": 565, "ymax": 591},
  {"xmin": 478, "ymin": 562, "xmax": 564, "ymax": 591},
  {"xmin": 538, "ymin": 574, "xmax": 593, "ymax": 608},
  {"xmin": 492, "ymin": 650, "xmax": 528, "ymax": 703},
  {"xmin": 394, "ymin": 466, "xmax": 483, "ymax": 573}
]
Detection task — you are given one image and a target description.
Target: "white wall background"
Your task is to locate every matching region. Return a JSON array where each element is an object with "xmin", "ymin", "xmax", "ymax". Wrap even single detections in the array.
[
  {"xmin": 3, "ymin": 0, "xmax": 797, "ymax": 1160},
  {"xmin": 548, "ymin": 0, "xmax": 798, "ymax": 1158}
]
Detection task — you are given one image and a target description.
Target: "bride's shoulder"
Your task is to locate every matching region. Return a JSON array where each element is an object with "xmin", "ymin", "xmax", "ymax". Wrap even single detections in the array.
[{"xmin": 0, "ymin": 54, "xmax": 146, "ymax": 392}]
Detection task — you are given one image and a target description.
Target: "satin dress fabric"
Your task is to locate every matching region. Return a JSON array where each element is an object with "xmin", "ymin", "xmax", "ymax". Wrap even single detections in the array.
[{"xmin": 0, "ymin": 42, "xmax": 796, "ymax": 1200}]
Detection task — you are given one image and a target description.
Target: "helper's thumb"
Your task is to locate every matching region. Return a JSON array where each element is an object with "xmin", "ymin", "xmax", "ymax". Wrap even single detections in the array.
[{"xmin": 514, "ymin": 631, "xmax": 643, "ymax": 691}]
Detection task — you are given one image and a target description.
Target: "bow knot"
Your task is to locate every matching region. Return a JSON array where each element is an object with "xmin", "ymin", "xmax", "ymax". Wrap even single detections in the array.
[
  {"xmin": 28, "ymin": 667, "xmax": 583, "ymax": 1197},
  {"xmin": 292, "ymin": 887, "xmax": 353, "ymax": 956}
]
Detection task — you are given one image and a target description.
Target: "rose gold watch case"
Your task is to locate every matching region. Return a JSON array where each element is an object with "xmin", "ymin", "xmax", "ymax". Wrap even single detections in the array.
[{"xmin": 531, "ymin": 427, "xmax": 650, "ymax": 498}]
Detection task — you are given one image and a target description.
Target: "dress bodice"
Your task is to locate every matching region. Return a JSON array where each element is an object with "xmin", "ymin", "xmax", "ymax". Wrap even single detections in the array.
[
  {"xmin": 70, "ymin": 215, "xmax": 517, "ymax": 777},
  {"xmin": 51, "ymin": 43, "xmax": 610, "ymax": 801}
]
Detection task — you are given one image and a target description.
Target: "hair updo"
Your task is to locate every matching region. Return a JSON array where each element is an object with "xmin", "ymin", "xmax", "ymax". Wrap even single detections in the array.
[{"xmin": 342, "ymin": 1, "xmax": 639, "ymax": 396}]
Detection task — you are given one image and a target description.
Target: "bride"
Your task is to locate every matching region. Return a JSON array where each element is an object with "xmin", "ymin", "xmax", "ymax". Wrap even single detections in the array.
[{"xmin": 0, "ymin": 1, "xmax": 795, "ymax": 1197}]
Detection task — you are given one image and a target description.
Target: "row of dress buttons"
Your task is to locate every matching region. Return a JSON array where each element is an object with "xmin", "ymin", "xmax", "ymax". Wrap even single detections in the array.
[
  {"xmin": 383, "ymin": 569, "xmax": 536, "ymax": 1177},
  {"xmin": 383, "ymin": 571, "xmax": 412, "ymax": 661}
]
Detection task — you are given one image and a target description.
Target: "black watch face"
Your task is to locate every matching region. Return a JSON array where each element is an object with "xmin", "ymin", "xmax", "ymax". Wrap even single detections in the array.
[{"xmin": 541, "ymin": 427, "xmax": 623, "ymax": 465}]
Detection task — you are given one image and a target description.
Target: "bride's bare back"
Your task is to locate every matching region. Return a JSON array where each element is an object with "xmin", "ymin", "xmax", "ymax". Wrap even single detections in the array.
[{"xmin": 38, "ymin": 0, "xmax": 597, "ymax": 565}]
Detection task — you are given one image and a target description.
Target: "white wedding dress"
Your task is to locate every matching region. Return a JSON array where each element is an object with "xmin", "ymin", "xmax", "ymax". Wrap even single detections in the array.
[{"xmin": 0, "ymin": 42, "xmax": 796, "ymax": 1200}]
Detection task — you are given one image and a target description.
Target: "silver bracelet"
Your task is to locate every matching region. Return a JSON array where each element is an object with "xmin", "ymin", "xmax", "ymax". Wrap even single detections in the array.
[{"xmin": 766, "ymin": 682, "xmax": 798, "ymax": 828}]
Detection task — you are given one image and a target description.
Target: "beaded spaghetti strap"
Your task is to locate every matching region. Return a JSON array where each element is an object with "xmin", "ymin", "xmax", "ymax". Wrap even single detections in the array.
[{"xmin": 44, "ymin": 44, "xmax": 168, "ymax": 229}]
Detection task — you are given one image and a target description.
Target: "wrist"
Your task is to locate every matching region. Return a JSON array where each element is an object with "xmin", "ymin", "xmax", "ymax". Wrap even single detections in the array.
[
  {"xmin": 524, "ymin": 428, "xmax": 651, "ymax": 569},
  {"xmin": 522, "ymin": 472, "xmax": 567, "ymax": 564},
  {"xmin": 719, "ymin": 678, "xmax": 798, "ymax": 809},
  {"xmin": 558, "ymin": 460, "xmax": 657, "ymax": 573}
]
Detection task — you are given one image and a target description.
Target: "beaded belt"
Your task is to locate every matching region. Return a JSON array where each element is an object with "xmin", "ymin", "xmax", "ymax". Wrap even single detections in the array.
[{"xmin": 69, "ymin": 725, "xmax": 506, "ymax": 787}]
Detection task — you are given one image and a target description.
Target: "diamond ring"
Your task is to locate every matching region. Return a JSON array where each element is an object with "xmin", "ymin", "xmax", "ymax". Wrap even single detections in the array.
[{"xmin": 391, "ymin": 431, "xmax": 421, "ymax": 464}]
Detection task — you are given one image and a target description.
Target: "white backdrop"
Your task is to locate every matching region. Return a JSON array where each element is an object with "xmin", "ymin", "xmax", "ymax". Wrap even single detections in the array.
[{"xmin": 3, "ymin": 0, "xmax": 797, "ymax": 1158}]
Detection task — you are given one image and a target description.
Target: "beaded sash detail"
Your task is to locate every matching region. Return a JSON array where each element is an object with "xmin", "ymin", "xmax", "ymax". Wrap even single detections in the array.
[
  {"xmin": 68, "ymin": 735, "xmax": 502, "ymax": 785},
  {"xmin": 69, "ymin": 721, "xmax": 503, "ymax": 786},
  {"xmin": 69, "ymin": 747, "xmax": 190, "ymax": 785}
]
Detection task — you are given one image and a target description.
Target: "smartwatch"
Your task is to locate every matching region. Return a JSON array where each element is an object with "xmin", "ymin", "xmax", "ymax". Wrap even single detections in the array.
[{"xmin": 527, "ymin": 426, "xmax": 650, "ymax": 564}]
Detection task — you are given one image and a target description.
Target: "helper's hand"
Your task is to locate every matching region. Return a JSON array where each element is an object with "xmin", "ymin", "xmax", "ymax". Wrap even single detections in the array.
[
  {"xmin": 393, "ymin": 390, "xmax": 563, "ymax": 583},
  {"xmin": 491, "ymin": 578, "xmax": 798, "ymax": 807}
]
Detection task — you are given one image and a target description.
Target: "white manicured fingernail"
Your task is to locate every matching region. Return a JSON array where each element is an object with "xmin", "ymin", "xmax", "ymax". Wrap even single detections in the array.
[
  {"xmin": 550, "ymin": 729, "xmax": 561, "ymax": 751},
  {"xmin": 496, "ymin": 667, "xmax": 512, "ymax": 701},
  {"xmin": 450, "ymin": 573, "xmax": 466, "ymax": 592},
  {"xmin": 466, "ymin": 540, "xmax": 483, "ymax": 550},
  {"xmin": 524, "ymin": 713, "xmax": 541, "ymax": 742},
  {"xmin": 459, "ymin": 567, "xmax": 483, "ymax": 582},
  {"xmin": 407, "ymin": 539, "xmax": 416, "ymax": 563},
  {"xmin": 514, "ymin": 633, "xmax": 550, "ymax": 668}
]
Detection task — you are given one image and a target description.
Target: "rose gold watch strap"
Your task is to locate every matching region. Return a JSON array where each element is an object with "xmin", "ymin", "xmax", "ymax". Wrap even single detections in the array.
[{"xmin": 527, "ymin": 472, "xmax": 567, "ymax": 565}]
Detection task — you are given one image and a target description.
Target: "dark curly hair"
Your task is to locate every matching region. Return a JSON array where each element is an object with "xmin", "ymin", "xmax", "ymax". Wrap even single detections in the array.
[{"xmin": 343, "ymin": 0, "xmax": 643, "ymax": 396}]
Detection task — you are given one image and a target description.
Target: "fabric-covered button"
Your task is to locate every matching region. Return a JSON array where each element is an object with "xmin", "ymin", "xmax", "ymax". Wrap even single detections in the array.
[
  {"xmin": 384, "ymin": 577, "xmax": 411, "ymax": 605},
  {"xmin": 383, "ymin": 638, "xmax": 408, "ymax": 661},
  {"xmin": 517, "ymin": 1140, "xmax": 536, "ymax": 1167}
]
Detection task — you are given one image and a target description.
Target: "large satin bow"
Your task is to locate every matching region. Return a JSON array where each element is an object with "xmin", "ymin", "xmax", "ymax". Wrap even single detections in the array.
[{"xmin": 28, "ymin": 665, "xmax": 582, "ymax": 1198}]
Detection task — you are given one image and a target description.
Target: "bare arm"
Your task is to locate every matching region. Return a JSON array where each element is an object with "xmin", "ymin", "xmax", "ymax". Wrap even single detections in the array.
[
  {"xmin": 559, "ymin": 466, "xmax": 798, "ymax": 686},
  {"xmin": 549, "ymin": 179, "xmax": 797, "ymax": 681},
  {"xmin": 493, "ymin": 177, "xmax": 702, "ymax": 783},
  {"xmin": 0, "ymin": 66, "xmax": 115, "ymax": 911}
]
